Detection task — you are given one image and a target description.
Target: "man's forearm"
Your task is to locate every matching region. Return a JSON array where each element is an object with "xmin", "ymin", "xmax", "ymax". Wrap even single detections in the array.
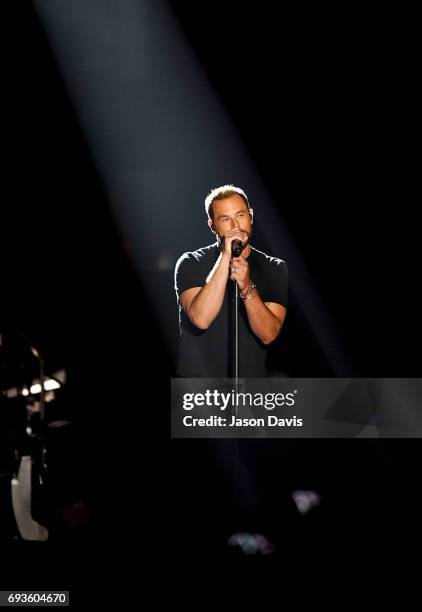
[
  {"xmin": 188, "ymin": 253, "xmax": 230, "ymax": 329},
  {"xmin": 243, "ymin": 291, "xmax": 282, "ymax": 344}
]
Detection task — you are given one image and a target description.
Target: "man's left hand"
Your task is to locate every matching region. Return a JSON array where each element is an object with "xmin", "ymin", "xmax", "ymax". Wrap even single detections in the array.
[{"xmin": 230, "ymin": 255, "xmax": 250, "ymax": 292}]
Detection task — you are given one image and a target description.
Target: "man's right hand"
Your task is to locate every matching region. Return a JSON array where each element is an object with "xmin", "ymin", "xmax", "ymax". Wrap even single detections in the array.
[{"xmin": 221, "ymin": 229, "xmax": 249, "ymax": 258}]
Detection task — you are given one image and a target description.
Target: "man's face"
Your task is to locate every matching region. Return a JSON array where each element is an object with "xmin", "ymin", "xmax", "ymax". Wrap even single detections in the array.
[{"xmin": 208, "ymin": 195, "xmax": 253, "ymax": 243}]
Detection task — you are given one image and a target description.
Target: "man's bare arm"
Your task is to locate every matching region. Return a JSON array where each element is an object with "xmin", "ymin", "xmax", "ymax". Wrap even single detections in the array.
[
  {"xmin": 179, "ymin": 252, "xmax": 231, "ymax": 330},
  {"xmin": 243, "ymin": 294, "xmax": 287, "ymax": 345},
  {"xmin": 229, "ymin": 253, "xmax": 286, "ymax": 344}
]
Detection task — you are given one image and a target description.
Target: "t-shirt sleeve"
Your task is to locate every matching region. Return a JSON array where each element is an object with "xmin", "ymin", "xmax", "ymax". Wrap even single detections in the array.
[
  {"xmin": 174, "ymin": 252, "xmax": 207, "ymax": 304},
  {"xmin": 264, "ymin": 260, "xmax": 288, "ymax": 308}
]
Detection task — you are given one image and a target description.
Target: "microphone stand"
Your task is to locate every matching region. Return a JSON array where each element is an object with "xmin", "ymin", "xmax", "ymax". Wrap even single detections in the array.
[
  {"xmin": 231, "ymin": 244, "xmax": 243, "ymax": 515},
  {"xmin": 234, "ymin": 283, "xmax": 239, "ymax": 394},
  {"xmin": 231, "ymin": 242, "xmax": 243, "ymax": 400}
]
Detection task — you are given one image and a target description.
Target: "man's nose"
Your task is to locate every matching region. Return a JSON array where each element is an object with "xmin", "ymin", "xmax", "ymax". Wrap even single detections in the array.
[{"xmin": 231, "ymin": 219, "xmax": 240, "ymax": 229}]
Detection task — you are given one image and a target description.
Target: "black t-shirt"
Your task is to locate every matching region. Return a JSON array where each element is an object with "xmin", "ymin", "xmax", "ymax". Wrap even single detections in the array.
[{"xmin": 174, "ymin": 242, "xmax": 288, "ymax": 377}]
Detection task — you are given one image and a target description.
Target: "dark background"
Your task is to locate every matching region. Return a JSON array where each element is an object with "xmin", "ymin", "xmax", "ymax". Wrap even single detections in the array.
[
  {"xmin": 1, "ymin": 0, "xmax": 420, "ymax": 597},
  {"xmin": 3, "ymin": 2, "xmax": 421, "ymax": 379}
]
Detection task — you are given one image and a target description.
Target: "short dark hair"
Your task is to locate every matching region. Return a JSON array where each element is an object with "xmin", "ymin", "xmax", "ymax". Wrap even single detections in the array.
[{"xmin": 204, "ymin": 184, "xmax": 250, "ymax": 220}]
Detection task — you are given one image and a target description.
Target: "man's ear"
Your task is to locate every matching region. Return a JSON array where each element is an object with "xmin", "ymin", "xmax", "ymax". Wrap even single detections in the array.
[
  {"xmin": 249, "ymin": 208, "xmax": 254, "ymax": 224},
  {"xmin": 208, "ymin": 219, "xmax": 216, "ymax": 234}
]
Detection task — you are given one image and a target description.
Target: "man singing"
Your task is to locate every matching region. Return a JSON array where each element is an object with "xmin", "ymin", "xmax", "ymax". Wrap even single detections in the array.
[{"xmin": 174, "ymin": 185, "xmax": 288, "ymax": 377}]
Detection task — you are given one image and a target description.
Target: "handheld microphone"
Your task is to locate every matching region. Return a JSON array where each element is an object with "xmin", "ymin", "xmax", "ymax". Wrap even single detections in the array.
[{"xmin": 231, "ymin": 240, "xmax": 243, "ymax": 257}]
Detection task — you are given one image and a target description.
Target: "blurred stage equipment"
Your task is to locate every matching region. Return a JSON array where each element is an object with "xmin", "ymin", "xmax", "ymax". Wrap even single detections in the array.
[
  {"xmin": 227, "ymin": 532, "xmax": 274, "ymax": 555},
  {"xmin": 291, "ymin": 490, "xmax": 321, "ymax": 515},
  {"xmin": 0, "ymin": 331, "xmax": 67, "ymax": 541}
]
